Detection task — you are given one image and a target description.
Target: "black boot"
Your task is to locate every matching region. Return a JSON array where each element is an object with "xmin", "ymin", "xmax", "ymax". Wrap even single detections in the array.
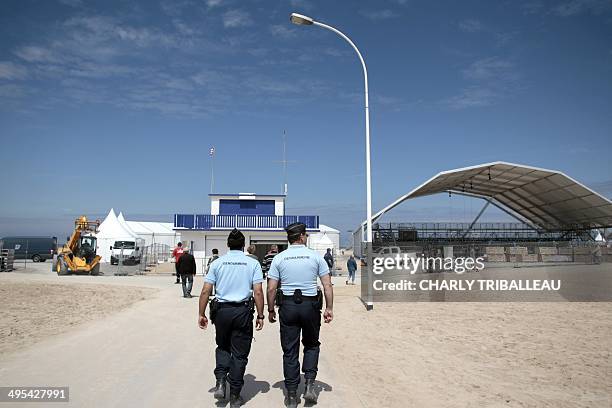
[
  {"xmin": 286, "ymin": 390, "xmax": 298, "ymax": 408},
  {"xmin": 213, "ymin": 377, "xmax": 226, "ymax": 400},
  {"xmin": 229, "ymin": 393, "xmax": 243, "ymax": 408},
  {"xmin": 304, "ymin": 379, "xmax": 317, "ymax": 403}
]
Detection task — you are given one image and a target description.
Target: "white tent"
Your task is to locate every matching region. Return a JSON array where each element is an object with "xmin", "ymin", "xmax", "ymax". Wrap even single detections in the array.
[
  {"xmin": 95, "ymin": 209, "xmax": 139, "ymax": 262},
  {"xmin": 308, "ymin": 224, "xmax": 340, "ymax": 256},
  {"xmin": 125, "ymin": 220, "xmax": 180, "ymax": 249},
  {"xmin": 118, "ymin": 212, "xmax": 140, "ymax": 238}
]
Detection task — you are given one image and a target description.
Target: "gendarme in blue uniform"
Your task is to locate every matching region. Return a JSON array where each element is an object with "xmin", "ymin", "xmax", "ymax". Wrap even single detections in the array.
[
  {"xmin": 268, "ymin": 244, "xmax": 329, "ymax": 296},
  {"xmin": 205, "ymin": 250, "xmax": 263, "ymax": 302}
]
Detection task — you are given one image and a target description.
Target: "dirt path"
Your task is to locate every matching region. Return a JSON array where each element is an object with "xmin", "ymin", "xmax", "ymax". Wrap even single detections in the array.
[{"xmin": 0, "ymin": 272, "xmax": 362, "ymax": 407}]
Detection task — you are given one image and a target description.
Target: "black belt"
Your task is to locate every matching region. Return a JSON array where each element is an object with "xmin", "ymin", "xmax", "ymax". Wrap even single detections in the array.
[
  {"xmin": 282, "ymin": 294, "xmax": 318, "ymax": 300},
  {"xmin": 217, "ymin": 301, "xmax": 250, "ymax": 308}
]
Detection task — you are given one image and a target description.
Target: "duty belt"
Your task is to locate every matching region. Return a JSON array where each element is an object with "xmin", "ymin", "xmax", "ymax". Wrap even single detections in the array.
[
  {"xmin": 282, "ymin": 294, "xmax": 318, "ymax": 300},
  {"xmin": 217, "ymin": 300, "xmax": 250, "ymax": 309}
]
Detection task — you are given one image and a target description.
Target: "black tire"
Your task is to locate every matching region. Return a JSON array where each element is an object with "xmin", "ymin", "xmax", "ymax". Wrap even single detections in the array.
[
  {"xmin": 56, "ymin": 256, "xmax": 69, "ymax": 275},
  {"xmin": 32, "ymin": 254, "xmax": 41, "ymax": 263},
  {"xmin": 40, "ymin": 259, "xmax": 46, "ymax": 262}
]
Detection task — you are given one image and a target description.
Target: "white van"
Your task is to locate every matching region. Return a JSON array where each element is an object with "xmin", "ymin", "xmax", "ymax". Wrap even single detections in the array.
[{"xmin": 110, "ymin": 239, "xmax": 144, "ymax": 265}]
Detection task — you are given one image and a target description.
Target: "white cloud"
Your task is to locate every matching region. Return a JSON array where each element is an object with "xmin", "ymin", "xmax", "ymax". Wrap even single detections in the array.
[
  {"xmin": 270, "ymin": 24, "xmax": 296, "ymax": 39},
  {"xmin": 359, "ymin": 9, "xmax": 399, "ymax": 21},
  {"xmin": 444, "ymin": 87, "xmax": 499, "ymax": 109},
  {"xmin": 290, "ymin": 0, "xmax": 314, "ymax": 10},
  {"xmin": 462, "ymin": 57, "xmax": 517, "ymax": 81},
  {"xmin": 206, "ymin": 0, "xmax": 223, "ymax": 7},
  {"xmin": 0, "ymin": 84, "xmax": 27, "ymax": 98},
  {"xmin": 222, "ymin": 10, "xmax": 251, "ymax": 28},
  {"xmin": 458, "ymin": 19, "xmax": 485, "ymax": 33},
  {"xmin": 58, "ymin": 0, "xmax": 82, "ymax": 6},
  {"xmin": 522, "ymin": 1, "xmax": 544, "ymax": 15},
  {"xmin": 552, "ymin": 0, "xmax": 612, "ymax": 16},
  {"xmin": 14, "ymin": 46, "xmax": 59, "ymax": 63},
  {"xmin": 443, "ymin": 57, "xmax": 522, "ymax": 110},
  {"xmin": 0, "ymin": 62, "xmax": 28, "ymax": 80}
]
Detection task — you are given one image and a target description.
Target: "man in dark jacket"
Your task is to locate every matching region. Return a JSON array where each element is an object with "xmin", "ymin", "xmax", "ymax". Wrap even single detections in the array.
[
  {"xmin": 177, "ymin": 248, "xmax": 197, "ymax": 298},
  {"xmin": 346, "ymin": 255, "xmax": 357, "ymax": 285},
  {"xmin": 324, "ymin": 248, "xmax": 334, "ymax": 276}
]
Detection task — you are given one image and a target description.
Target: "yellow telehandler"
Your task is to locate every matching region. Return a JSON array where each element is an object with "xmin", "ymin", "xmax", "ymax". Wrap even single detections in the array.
[{"xmin": 54, "ymin": 216, "xmax": 102, "ymax": 275}]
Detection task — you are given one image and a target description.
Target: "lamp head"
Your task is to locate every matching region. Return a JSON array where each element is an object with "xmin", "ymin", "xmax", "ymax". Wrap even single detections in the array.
[{"xmin": 290, "ymin": 12, "xmax": 314, "ymax": 26}]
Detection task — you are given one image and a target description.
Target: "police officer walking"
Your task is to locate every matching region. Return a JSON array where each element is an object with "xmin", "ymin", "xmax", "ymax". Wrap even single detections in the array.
[
  {"xmin": 267, "ymin": 222, "xmax": 334, "ymax": 408},
  {"xmin": 198, "ymin": 229, "xmax": 265, "ymax": 408}
]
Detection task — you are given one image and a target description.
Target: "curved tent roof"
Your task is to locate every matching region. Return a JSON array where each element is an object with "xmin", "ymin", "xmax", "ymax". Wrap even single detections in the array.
[
  {"xmin": 370, "ymin": 162, "xmax": 612, "ymax": 231},
  {"xmin": 117, "ymin": 212, "xmax": 140, "ymax": 238},
  {"xmin": 126, "ymin": 221, "xmax": 175, "ymax": 235}
]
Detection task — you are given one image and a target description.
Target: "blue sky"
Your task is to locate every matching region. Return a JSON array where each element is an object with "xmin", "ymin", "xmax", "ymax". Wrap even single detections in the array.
[{"xmin": 1, "ymin": 0, "xmax": 611, "ymax": 242}]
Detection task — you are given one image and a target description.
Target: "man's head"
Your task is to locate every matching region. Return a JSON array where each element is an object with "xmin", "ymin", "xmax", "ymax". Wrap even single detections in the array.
[
  {"xmin": 270, "ymin": 244, "xmax": 278, "ymax": 252},
  {"xmin": 247, "ymin": 244, "xmax": 256, "ymax": 255},
  {"xmin": 326, "ymin": 248, "xmax": 331, "ymax": 253},
  {"xmin": 177, "ymin": 242, "xmax": 182, "ymax": 247},
  {"xmin": 212, "ymin": 248, "xmax": 218, "ymax": 255},
  {"xmin": 285, "ymin": 222, "xmax": 308, "ymax": 245},
  {"xmin": 227, "ymin": 229, "xmax": 245, "ymax": 250}
]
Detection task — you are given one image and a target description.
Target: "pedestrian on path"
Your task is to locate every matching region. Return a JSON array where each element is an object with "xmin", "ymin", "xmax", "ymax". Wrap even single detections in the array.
[
  {"xmin": 177, "ymin": 248, "xmax": 196, "ymax": 298},
  {"xmin": 172, "ymin": 242, "xmax": 184, "ymax": 284},
  {"xmin": 324, "ymin": 248, "xmax": 334, "ymax": 276},
  {"xmin": 346, "ymin": 255, "xmax": 357, "ymax": 285}
]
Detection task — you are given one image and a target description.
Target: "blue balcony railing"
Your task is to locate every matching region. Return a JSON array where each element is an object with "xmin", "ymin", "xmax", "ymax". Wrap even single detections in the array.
[{"xmin": 174, "ymin": 214, "xmax": 319, "ymax": 230}]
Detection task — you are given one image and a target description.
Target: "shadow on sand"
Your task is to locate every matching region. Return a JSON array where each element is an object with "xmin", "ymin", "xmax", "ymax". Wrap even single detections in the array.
[
  {"xmin": 272, "ymin": 376, "xmax": 333, "ymax": 407},
  {"xmin": 208, "ymin": 373, "xmax": 271, "ymax": 406}
]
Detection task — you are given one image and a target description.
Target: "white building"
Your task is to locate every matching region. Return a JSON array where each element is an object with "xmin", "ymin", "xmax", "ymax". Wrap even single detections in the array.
[{"xmin": 174, "ymin": 193, "xmax": 339, "ymax": 274}]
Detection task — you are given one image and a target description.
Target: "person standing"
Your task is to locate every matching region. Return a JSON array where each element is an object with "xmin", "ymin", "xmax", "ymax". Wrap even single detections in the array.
[
  {"xmin": 324, "ymin": 248, "xmax": 334, "ymax": 276},
  {"xmin": 205, "ymin": 248, "xmax": 219, "ymax": 275},
  {"xmin": 267, "ymin": 223, "xmax": 334, "ymax": 407},
  {"xmin": 346, "ymin": 255, "xmax": 357, "ymax": 285},
  {"xmin": 198, "ymin": 229, "xmax": 264, "ymax": 408},
  {"xmin": 246, "ymin": 244, "xmax": 259, "ymax": 262},
  {"xmin": 262, "ymin": 244, "xmax": 278, "ymax": 280},
  {"xmin": 177, "ymin": 248, "xmax": 197, "ymax": 298},
  {"xmin": 172, "ymin": 242, "xmax": 184, "ymax": 284}
]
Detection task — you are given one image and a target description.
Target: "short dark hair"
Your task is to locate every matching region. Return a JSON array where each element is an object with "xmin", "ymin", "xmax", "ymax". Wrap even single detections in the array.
[
  {"xmin": 177, "ymin": 242, "xmax": 182, "ymax": 247},
  {"xmin": 212, "ymin": 248, "xmax": 218, "ymax": 254},
  {"xmin": 227, "ymin": 229, "xmax": 245, "ymax": 250},
  {"xmin": 288, "ymin": 233, "xmax": 303, "ymax": 244}
]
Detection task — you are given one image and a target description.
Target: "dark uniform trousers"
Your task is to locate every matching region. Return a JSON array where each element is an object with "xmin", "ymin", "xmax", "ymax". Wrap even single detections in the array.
[
  {"xmin": 214, "ymin": 304, "xmax": 254, "ymax": 395},
  {"xmin": 279, "ymin": 299, "xmax": 322, "ymax": 391}
]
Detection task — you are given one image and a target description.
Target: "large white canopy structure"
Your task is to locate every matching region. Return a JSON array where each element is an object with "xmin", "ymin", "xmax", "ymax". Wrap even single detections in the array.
[
  {"xmin": 359, "ymin": 162, "xmax": 612, "ymax": 237},
  {"xmin": 125, "ymin": 220, "xmax": 179, "ymax": 248}
]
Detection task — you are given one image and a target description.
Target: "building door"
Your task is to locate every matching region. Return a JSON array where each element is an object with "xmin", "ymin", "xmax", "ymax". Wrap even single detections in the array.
[{"xmin": 250, "ymin": 240, "xmax": 288, "ymax": 263}]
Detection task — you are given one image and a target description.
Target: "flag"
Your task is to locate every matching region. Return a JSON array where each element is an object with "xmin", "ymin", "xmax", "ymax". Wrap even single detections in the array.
[{"xmin": 209, "ymin": 146, "xmax": 215, "ymax": 157}]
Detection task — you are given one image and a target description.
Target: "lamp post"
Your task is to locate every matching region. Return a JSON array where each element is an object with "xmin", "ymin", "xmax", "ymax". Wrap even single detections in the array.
[{"xmin": 290, "ymin": 13, "xmax": 374, "ymax": 310}]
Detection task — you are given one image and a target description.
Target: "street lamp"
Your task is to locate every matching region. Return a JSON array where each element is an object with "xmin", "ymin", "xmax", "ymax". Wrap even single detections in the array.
[{"xmin": 290, "ymin": 13, "xmax": 374, "ymax": 310}]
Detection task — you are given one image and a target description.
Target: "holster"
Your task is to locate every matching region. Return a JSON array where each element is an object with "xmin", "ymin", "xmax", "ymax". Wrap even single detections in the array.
[
  {"xmin": 209, "ymin": 297, "xmax": 219, "ymax": 324},
  {"xmin": 248, "ymin": 296, "xmax": 255, "ymax": 314},
  {"xmin": 316, "ymin": 288, "xmax": 323, "ymax": 311},
  {"xmin": 294, "ymin": 289, "xmax": 303, "ymax": 304},
  {"xmin": 275, "ymin": 288, "xmax": 283, "ymax": 307}
]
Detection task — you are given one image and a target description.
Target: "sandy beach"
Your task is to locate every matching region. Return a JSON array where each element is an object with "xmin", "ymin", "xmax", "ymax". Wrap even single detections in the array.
[
  {"xmin": 0, "ymin": 280, "xmax": 157, "ymax": 355},
  {"xmin": 0, "ymin": 263, "xmax": 610, "ymax": 407},
  {"xmin": 327, "ymin": 284, "xmax": 612, "ymax": 407}
]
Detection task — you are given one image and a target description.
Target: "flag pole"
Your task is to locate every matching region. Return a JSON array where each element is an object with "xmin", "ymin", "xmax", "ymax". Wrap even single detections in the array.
[{"xmin": 209, "ymin": 146, "xmax": 215, "ymax": 194}]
